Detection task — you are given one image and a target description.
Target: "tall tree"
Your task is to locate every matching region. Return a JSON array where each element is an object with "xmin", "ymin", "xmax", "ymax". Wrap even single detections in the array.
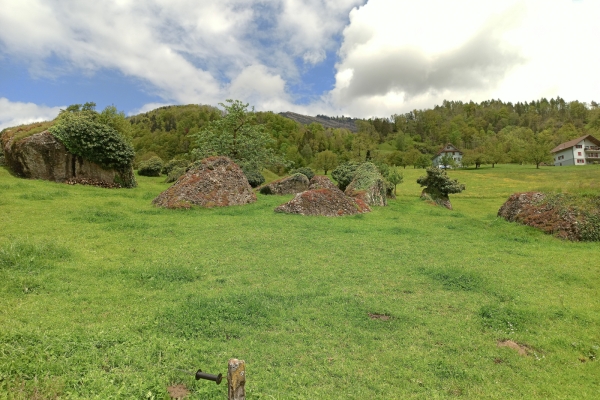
[{"xmin": 192, "ymin": 100, "xmax": 284, "ymax": 171}]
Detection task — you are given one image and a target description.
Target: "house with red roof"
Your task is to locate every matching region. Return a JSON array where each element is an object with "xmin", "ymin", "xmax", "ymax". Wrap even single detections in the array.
[
  {"xmin": 551, "ymin": 134, "xmax": 600, "ymax": 166},
  {"xmin": 432, "ymin": 143, "xmax": 463, "ymax": 168}
]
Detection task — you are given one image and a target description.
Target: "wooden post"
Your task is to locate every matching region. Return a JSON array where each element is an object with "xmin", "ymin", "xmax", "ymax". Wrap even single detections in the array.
[{"xmin": 228, "ymin": 358, "xmax": 245, "ymax": 400}]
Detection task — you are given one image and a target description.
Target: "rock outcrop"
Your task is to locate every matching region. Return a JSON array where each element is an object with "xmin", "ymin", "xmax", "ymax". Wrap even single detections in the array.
[
  {"xmin": 1, "ymin": 130, "xmax": 136, "ymax": 187},
  {"xmin": 275, "ymin": 188, "xmax": 370, "ymax": 216},
  {"xmin": 152, "ymin": 156, "xmax": 256, "ymax": 209},
  {"xmin": 344, "ymin": 163, "xmax": 387, "ymax": 206},
  {"xmin": 308, "ymin": 175, "xmax": 339, "ymax": 191},
  {"xmin": 259, "ymin": 173, "xmax": 310, "ymax": 195}
]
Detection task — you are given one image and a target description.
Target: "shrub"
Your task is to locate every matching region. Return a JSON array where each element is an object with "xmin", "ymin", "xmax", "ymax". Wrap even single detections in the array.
[
  {"xmin": 138, "ymin": 156, "xmax": 164, "ymax": 177},
  {"xmin": 49, "ymin": 111, "xmax": 134, "ymax": 171},
  {"xmin": 0, "ymin": 152, "xmax": 5, "ymax": 166},
  {"xmin": 331, "ymin": 161, "xmax": 360, "ymax": 191},
  {"xmin": 417, "ymin": 167, "xmax": 465, "ymax": 196},
  {"xmin": 165, "ymin": 166, "xmax": 186, "ymax": 183},
  {"xmin": 243, "ymin": 168, "xmax": 265, "ymax": 188},
  {"xmin": 290, "ymin": 167, "xmax": 315, "ymax": 180},
  {"xmin": 162, "ymin": 159, "xmax": 189, "ymax": 175}
]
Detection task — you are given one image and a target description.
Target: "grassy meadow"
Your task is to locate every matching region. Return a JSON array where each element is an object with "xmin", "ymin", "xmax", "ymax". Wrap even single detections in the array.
[{"xmin": 0, "ymin": 164, "xmax": 599, "ymax": 399}]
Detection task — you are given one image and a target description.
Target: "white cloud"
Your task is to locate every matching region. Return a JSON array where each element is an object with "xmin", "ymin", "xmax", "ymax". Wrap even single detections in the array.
[
  {"xmin": 0, "ymin": 0, "xmax": 363, "ymax": 114},
  {"xmin": 329, "ymin": 0, "xmax": 600, "ymax": 117},
  {"xmin": 0, "ymin": 98, "xmax": 63, "ymax": 130},
  {"xmin": 2, "ymin": 0, "xmax": 598, "ymax": 122}
]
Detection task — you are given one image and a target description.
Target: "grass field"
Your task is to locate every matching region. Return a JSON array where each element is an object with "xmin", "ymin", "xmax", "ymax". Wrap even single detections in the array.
[{"xmin": 0, "ymin": 164, "xmax": 599, "ymax": 399}]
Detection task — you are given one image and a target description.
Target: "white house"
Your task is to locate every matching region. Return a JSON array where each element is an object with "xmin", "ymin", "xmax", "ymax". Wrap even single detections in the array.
[
  {"xmin": 432, "ymin": 143, "xmax": 463, "ymax": 168},
  {"xmin": 551, "ymin": 134, "xmax": 600, "ymax": 166}
]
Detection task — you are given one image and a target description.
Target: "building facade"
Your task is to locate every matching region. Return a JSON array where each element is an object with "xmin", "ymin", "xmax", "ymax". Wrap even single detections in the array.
[
  {"xmin": 432, "ymin": 143, "xmax": 463, "ymax": 168},
  {"xmin": 551, "ymin": 135, "xmax": 600, "ymax": 166}
]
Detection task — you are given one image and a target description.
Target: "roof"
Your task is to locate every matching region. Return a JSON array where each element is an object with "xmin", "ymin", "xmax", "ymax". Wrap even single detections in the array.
[
  {"xmin": 434, "ymin": 143, "xmax": 463, "ymax": 157},
  {"xmin": 551, "ymin": 134, "xmax": 600, "ymax": 153}
]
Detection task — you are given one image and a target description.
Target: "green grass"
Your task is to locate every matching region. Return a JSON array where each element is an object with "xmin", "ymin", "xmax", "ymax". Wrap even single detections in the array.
[{"xmin": 0, "ymin": 164, "xmax": 599, "ymax": 399}]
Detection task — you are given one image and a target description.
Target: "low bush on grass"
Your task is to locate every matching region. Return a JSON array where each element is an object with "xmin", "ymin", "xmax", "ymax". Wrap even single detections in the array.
[
  {"xmin": 137, "ymin": 156, "xmax": 164, "ymax": 177},
  {"xmin": 242, "ymin": 168, "xmax": 265, "ymax": 188}
]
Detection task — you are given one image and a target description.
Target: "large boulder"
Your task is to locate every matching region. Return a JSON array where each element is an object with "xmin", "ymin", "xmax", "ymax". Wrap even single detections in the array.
[
  {"xmin": 1, "ymin": 130, "xmax": 135, "ymax": 187},
  {"xmin": 259, "ymin": 173, "xmax": 309, "ymax": 195},
  {"xmin": 308, "ymin": 175, "xmax": 339, "ymax": 191},
  {"xmin": 497, "ymin": 192, "xmax": 582, "ymax": 241},
  {"xmin": 275, "ymin": 188, "xmax": 370, "ymax": 217},
  {"xmin": 152, "ymin": 156, "xmax": 256, "ymax": 209},
  {"xmin": 344, "ymin": 162, "xmax": 387, "ymax": 206}
]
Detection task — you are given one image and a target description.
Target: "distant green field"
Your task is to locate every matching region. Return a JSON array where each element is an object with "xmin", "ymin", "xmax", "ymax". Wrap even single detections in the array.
[{"xmin": 1, "ymin": 164, "xmax": 599, "ymax": 399}]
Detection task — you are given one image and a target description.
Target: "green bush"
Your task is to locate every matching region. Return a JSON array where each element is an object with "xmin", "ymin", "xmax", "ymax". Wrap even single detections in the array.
[
  {"xmin": 161, "ymin": 159, "xmax": 189, "ymax": 175},
  {"xmin": 49, "ymin": 111, "xmax": 134, "ymax": 171},
  {"xmin": 417, "ymin": 167, "xmax": 465, "ymax": 196},
  {"xmin": 243, "ymin": 169, "xmax": 265, "ymax": 188},
  {"xmin": 138, "ymin": 156, "xmax": 164, "ymax": 177},
  {"xmin": 331, "ymin": 161, "xmax": 360, "ymax": 191},
  {"xmin": 165, "ymin": 166, "xmax": 186, "ymax": 183},
  {"xmin": 290, "ymin": 167, "xmax": 315, "ymax": 180}
]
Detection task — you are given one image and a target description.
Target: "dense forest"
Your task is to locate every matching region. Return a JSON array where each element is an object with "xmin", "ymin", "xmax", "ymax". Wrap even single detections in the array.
[{"xmin": 127, "ymin": 97, "xmax": 600, "ymax": 172}]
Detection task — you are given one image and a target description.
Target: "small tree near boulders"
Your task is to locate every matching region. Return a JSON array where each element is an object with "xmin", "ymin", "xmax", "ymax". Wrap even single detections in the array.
[
  {"xmin": 388, "ymin": 169, "xmax": 404, "ymax": 195},
  {"xmin": 417, "ymin": 167, "xmax": 465, "ymax": 210},
  {"xmin": 313, "ymin": 150, "xmax": 338, "ymax": 175}
]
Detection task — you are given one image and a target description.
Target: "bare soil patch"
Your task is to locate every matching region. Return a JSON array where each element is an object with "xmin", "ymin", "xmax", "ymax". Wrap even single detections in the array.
[
  {"xmin": 167, "ymin": 384, "xmax": 190, "ymax": 399},
  {"xmin": 368, "ymin": 313, "xmax": 391, "ymax": 321},
  {"xmin": 497, "ymin": 339, "xmax": 530, "ymax": 356}
]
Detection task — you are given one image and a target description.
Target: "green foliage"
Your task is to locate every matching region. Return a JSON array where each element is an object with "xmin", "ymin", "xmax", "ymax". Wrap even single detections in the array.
[
  {"xmin": 164, "ymin": 166, "xmax": 186, "ymax": 183},
  {"xmin": 387, "ymin": 168, "xmax": 404, "ymax": 194},
  {"xmin": 137, "ymin": 156, "xmax": 164, "ymax": 177},
  {"xmin": 415, "ymin": 153, "xmax": 432, "ymax": 168},
  {"xmin": 417, "ymin": 167, "xmax": 465, "ymax": 196},
  {"xmin": 192, "ymin": 99, "xmax": 285, "ymax": 171},
  {"xmin": 312, "ymin": 150, "xmax": 338, "ymax": 175},
  {"xmin": 49, "ymin": 107, "xmax": 135, "ymax": 171},
  {"xmin": 331, "ymin": 161, "xmax": 360, "ymax": 190},
  {"xmin": 439, "ymin": 153, "xmax": 457, "ymax": 169},
  {"xmin": 242, "ymin": 168, "xmax": 265, "ymax": 188},
  {"xmin": 290, "ymin": 167, "xmax": 315, "ymax": 180},
  {"xmin": 161, "ymin": 159, "xmax": 189, "ymax": 175}
]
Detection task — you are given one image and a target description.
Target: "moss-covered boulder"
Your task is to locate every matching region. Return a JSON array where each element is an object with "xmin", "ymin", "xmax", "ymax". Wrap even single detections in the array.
[
  {"xmin": 275, "ymin": 188, "xmax": 370, "ymax": 216},
  {"xmin": 152, "ymin": 156, "xmax": 256, "ymax": 209},
  {"xmin": 344, "ymin": 162, "xmax": 387, "ymax": 206},
  {"xmin": 1, "ymin": 130, "xmax": 136, "ymax": 187},
  {"xmin": 259, "ymin": 173, "xmax": 309, "ymax": 195},
  {"xmin": 498, "ymin": 192, "xmax": 600, "ymax": 241},
  {"xmin": 308, "ymin": 175, "xmax": 339, "ymax": 191}
]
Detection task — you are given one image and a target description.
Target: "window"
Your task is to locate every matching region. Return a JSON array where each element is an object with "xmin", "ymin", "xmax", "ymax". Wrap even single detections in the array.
[
  {"xmin": 576, "ymin": 145, "xmax": 583, "ymax": 148},
  {"xmin": 578, "ymin": 152, "xmax": 582, "ymax": 156},
  {"xmin": 577, "ymin": 159, "xmax": 585, "ymax": 164}
]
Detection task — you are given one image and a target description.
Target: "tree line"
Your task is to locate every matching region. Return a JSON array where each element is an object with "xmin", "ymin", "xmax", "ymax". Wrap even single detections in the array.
[{"xmin": 126, "ymin": 97, "xmax": 600, "ymax": 174}]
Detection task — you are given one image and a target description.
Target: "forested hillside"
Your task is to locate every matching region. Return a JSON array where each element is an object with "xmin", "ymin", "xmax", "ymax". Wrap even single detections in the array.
[{"xmin": 126, "ymin": 97, "xmax": 600, "ymax": 172}]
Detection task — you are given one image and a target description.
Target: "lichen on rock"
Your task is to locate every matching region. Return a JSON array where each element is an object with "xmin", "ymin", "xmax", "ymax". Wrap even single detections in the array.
[
  {"xmin": 498, "ymin": 192, "xmax": 600, "ymax": 241},
  {"xmin": 152, "ymin": 156, "xmax": 256, "ymax": 209},
  {"xmin": 275, "ymin": 188, "xmax": 370, "ymax": 216},
  {"xmin": 259, "ymin": 173, "xmax": 309, "ymax": 195}
]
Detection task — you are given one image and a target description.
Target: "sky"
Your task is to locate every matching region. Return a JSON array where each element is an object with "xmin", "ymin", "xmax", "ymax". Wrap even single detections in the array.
[{"xmin": 1, "ymin": 0, "xmax": 599, "ymax": 130}]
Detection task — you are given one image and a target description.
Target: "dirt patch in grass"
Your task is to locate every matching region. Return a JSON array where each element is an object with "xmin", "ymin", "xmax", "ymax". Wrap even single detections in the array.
[
  {"xmin": 368, "ymin": 313, "xmax": 391, "ymax": 321},
  {"xmin": 167, "ymin": 384, "xmax": 190, "ymax": 399},
  {"xmin": 497, "ymin": 339, "xmax": 531, "ymax": 356}
]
